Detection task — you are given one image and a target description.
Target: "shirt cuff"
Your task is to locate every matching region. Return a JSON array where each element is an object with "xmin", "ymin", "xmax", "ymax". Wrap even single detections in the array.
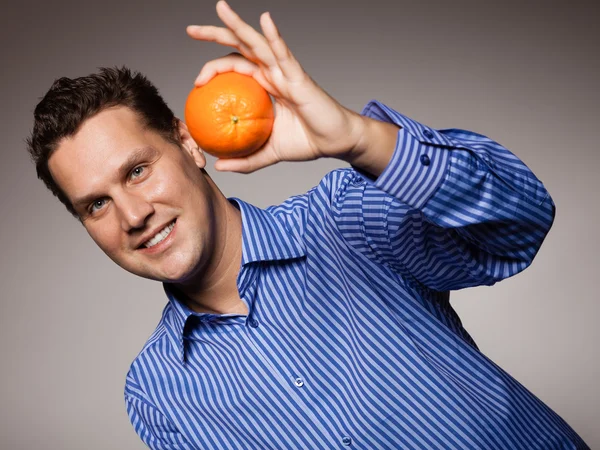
[{"xmin": 351, "ymin": 99, "xmax": 452, "ymax": 209}]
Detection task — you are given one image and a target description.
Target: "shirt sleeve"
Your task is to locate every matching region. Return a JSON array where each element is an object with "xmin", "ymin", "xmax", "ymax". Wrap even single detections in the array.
[
  {"xmin": 335, "ymin": 99, "xmax": 556, "ymax": 292},
  {"xmin": 124, "ymin": 372, "xmax": 195, "ymax": 450}
]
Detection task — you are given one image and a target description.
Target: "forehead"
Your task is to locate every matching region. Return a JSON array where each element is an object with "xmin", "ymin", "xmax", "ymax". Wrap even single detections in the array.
[{"xmin": 48, "ymin": 107, "xmax": 162, "ymax": 199}]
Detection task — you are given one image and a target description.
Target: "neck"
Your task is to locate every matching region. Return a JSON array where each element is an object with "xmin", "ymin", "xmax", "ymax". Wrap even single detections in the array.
[{"xmin": 169, "ymin": 176, "xmax": 247, "ymax": 316}]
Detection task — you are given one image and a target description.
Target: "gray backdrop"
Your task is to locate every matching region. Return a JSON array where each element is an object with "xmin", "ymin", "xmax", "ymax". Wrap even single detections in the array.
[{"xmin": 1, "ymin": 0, "xmax": 598, "ymax": 448}]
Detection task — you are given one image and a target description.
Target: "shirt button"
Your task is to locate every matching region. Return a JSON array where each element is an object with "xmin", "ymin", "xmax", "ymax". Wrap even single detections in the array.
[
  {"xmin": 249, "ymin": 319, "xmax": 259, "ymax": 328},
  {"xmin": 294, "ymin": 378, "xmax": 304, "ymax": 387},
  {"xmin": 341, "ymin": 436, "xmax": 352, "ymax": 446},
  {"xmin": 420, "ymin": 154, "xmax": 430, "ymax": 166},
  {"xmin": 423, "ymin": 129, "xmax": 434, "ymax": 139}
]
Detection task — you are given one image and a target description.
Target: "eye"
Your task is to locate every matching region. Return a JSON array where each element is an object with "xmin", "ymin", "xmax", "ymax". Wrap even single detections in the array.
[
  {"xmin": 130, "ymin": 166, "xmax": 146, "ymax": 179},
  {"xmin": 90, "ymin": 198, "xmax": 107, "ymax": 214}
]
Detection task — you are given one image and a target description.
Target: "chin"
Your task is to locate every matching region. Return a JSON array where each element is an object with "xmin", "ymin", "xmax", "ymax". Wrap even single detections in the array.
[
  {"xmin": 120, "ymin": 246, "xmax": 204, "ymax": 283},
  {"xmin": 116, "ymin": 259, "xmax": 188, "ymax": 283},
  {"xmin": 156, "ymin": 256, "xmax": 202, "ymax": 284}
]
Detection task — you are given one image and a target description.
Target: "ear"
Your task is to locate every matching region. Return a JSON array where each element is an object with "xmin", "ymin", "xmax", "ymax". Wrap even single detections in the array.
[{"xmin": 175, "ymin": 118, "xmax": 206, "ymax": 169}]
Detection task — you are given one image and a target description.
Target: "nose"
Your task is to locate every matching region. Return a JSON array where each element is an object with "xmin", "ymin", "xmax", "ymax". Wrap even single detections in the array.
[{"xmin": 117, "ymin": 192, "xmax": 155, "ymax": 232}]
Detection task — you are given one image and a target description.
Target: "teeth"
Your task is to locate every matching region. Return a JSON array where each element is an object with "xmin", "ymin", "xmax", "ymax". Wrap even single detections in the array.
[{"xmin": 144, "ymin": 221, "xmax": 175, "ymax": 248}]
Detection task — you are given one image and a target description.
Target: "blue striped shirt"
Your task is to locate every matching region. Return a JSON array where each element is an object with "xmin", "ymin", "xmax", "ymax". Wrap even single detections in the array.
[{"xmin": 124, "ymin": 100, "xmax": 589, "ymax": 449}]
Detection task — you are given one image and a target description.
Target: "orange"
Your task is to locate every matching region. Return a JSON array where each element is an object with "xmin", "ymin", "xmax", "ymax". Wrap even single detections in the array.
[{"xmin": 184, "ymin": 72, "xmax": 274, "ymax": 158}]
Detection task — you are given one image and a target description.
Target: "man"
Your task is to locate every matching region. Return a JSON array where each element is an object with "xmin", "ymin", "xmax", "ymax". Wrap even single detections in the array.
[{"xmin": 27, "ymin": 1, "xmax": 588, "ymax": 449}]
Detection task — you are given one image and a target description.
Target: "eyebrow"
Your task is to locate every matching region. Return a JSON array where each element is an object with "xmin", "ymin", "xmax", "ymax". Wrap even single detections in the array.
[{"xmin": 72, "ymin": 146, "xmax": 158, "ymax": 210}]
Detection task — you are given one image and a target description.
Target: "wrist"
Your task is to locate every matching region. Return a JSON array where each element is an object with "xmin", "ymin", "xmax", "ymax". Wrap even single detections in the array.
[{"xmin": 343, "ymin": 115, "xmax": 400, "ymax": 178}]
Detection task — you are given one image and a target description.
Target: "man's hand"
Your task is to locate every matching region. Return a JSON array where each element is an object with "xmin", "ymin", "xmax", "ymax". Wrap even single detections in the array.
[{"xmin": 186, "ymin": 1, "xmax": 375, "ymax": 174}]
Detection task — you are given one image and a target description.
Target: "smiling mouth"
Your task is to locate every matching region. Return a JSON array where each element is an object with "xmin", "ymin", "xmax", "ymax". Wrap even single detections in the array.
[{"xmin": 139, "ymin": 219, "xmax": 176, "ymax": 249}]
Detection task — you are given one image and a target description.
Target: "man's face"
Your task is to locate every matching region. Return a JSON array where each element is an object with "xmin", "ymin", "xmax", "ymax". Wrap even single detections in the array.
[{"xmin": 48, "ymin": 106, "xmax": 216, "ymax": 283}]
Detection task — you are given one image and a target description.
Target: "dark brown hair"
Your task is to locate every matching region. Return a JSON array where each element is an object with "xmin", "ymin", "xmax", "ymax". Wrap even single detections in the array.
[{"xmin": 26, "ymin": 66, "xmax": 190, "ymax": 220}]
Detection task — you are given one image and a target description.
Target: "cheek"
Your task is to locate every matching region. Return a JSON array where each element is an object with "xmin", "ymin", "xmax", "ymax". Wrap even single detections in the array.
[
  {"xmin": 160, "ymin": 166, "xmax": 205, "ymax": 205},
  {"xmin": 148, "ymin": 164, "xmax": 194, "ymax": 201},
  {"xmin": 87, "ymin": 223, "xmax": 122, "ymax": 255}
]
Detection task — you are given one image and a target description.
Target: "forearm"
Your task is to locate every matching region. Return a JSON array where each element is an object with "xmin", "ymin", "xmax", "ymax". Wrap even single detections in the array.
[{"xmin": 334, "ymin": 100, "xmax": 556, "ymax": 291}]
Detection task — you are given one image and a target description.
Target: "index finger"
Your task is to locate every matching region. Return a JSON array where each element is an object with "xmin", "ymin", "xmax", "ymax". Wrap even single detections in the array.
[
  {"xmin": 259, "ymin": 11, "xmax": 305, "ymax": 82},
  {"xmin": 215, "ymin": 1, "xmax": 278, "ymax": 69}
]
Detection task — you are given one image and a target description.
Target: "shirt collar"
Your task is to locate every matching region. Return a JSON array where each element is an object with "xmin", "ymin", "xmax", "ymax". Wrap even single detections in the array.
[
  {"xmin": 160, "ymin": 197, "xmax": 306, "ymax": 364},
  {"xmin": 228, "ymin": 197, "xmax": 305, "ymax": 266}
]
